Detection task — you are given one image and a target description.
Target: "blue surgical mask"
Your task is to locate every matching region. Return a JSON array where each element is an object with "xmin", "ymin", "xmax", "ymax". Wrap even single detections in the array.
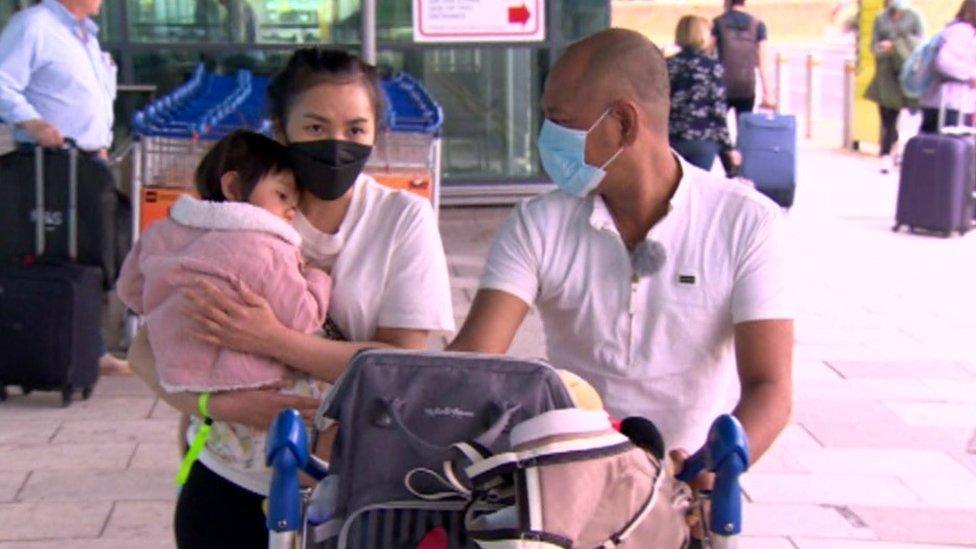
[{"xmin": 537, "ymin": 109, "xmax": 623, "ymax": 198}]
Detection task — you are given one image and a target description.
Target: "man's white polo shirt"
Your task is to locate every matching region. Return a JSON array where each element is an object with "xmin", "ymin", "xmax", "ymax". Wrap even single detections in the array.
[{"xmin": 480, "ymin": 157, "xmax": 792, "ymax": 451}]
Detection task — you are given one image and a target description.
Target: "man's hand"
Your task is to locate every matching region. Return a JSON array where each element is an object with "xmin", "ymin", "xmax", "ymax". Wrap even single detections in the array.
[
  {"xmin": 878, "ymin": 40, "xmax": 894, "ymax": 54},
  {"xmin": 19, "ymin": 119, "xmax": 64, "ymax": 148},
  {"xmin": 759, "ymin": 99, "xmax": 778, "ymax": 112}
]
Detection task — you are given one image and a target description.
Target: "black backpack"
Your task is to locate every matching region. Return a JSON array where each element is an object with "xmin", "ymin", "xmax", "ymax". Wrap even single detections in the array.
[{"xmin": 716, "ymin": 14, "xmax": 761, "ymax": 99}]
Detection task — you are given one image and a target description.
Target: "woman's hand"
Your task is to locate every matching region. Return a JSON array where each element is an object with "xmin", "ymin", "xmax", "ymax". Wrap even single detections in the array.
[
  {"xmin": 209, "ymin": 389, "xmax": 320, "ymax": 431},
  {"xmin": 183, "ymin": 278, "xmax": 285, "ymax": 357}
]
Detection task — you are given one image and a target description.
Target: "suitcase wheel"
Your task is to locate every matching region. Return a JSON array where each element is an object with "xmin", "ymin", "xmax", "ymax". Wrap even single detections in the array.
[
  {"xmin": 61, "ymin": 387, "xmax": 73, "ymax": 408},
  {"xmin": 81, "ymin": 387, "xmax": 93, "ymax": 400},
  {"xmin": 21, "ymin": 387, "xmax": 32, "ymax": 396},
  {"xmin": 0, "ymin": 386, "xmax": 7, "ymax": 402},
  {"xmin": 892, "ymin": 224, "xmax": 901, "ymax": 233}
]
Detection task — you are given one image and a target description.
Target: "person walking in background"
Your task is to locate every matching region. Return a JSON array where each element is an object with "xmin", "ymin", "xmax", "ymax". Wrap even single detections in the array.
[
  {"xmin": 668, "ymin": 15, "xmax": 738, "ymax": 172},
  {"xmin": 865, "ymin": 0, "xmax": 924, "ymax": 174},
  {"xmin": 919, "ymin": 0, "xmax": 976, "ymax": 133},
  {"xmin": 713, "ymin": 0, "xmax": 775, "ymax": 117},
  {"xmin": 712, "ymin": 0, "xmax": 774, "ymax": 177}
]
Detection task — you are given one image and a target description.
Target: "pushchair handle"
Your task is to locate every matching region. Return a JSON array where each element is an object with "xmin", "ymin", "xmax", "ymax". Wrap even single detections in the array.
[{"xmin": 675, "ymin": 415, "xmax": 750, "ymax": 540}]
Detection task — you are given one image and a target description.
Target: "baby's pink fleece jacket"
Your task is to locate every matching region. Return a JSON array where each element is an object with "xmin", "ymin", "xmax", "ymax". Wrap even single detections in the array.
[{"xmin": 117, "ymin": 195, "xmax": 330, "ymax": 392}]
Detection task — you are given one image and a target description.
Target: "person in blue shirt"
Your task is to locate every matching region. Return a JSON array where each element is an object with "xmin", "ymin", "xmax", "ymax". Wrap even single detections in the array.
[
  {"xmin": 0, "ymin": 0, "xmax": 117, "ymax": 155},
  {"xmin": 0, "ymin": 0, "xmax": 127, "ymax": 374}
]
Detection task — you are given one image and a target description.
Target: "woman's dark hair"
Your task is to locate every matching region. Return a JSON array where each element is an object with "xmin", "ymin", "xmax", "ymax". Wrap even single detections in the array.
[
  {"xmin": 958, "ymin": 0, "xmax": 976, "ymax": 27},
  {"xmin": 194, "ymin": 130, "xmax": 292, "ymax": 202},
  {"xmin": 267, "ymin": 48, "xmax": 387, "ymax": 129}
]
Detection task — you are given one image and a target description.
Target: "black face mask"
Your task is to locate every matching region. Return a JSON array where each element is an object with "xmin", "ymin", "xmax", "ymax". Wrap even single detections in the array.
[{"xmin": 287, "ymin": 139, "xmax": 373, "ymax": 201}]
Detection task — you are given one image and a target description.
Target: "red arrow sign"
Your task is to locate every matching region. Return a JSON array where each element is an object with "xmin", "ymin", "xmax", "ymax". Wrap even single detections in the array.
[{"xmin": 508, "ymin": 3, "xmax": 530, "ymax": 25}]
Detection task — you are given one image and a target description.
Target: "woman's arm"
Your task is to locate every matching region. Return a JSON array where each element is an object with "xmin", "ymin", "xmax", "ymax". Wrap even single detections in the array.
[
  {"xmin": 184, "ymin": 279, "xmax": 430, "ymax": 382},
  {"xmin": 127, "ymin": 328, "xmax": 319, "ymax": 429}
]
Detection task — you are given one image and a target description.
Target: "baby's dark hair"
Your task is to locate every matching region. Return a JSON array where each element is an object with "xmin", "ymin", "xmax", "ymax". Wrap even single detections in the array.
[
  {"xmin": 267, "ymin": 48, "xmax": 386, "ymax": 129},
  {"xmin": 194, "ymin": 130, "xmax": 292, "ymax": 202}
]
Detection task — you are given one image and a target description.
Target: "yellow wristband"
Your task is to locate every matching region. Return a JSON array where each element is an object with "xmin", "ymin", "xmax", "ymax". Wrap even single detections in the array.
[{"xmin": 198, "ymin": 392, "xmax": 211, "ymax": 419}]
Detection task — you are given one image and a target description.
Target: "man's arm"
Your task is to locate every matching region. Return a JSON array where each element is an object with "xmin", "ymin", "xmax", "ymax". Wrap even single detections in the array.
[
  {"xmin": 731, "ymin": 318, "xmax": 793, "ymax": 462},
  {"xmin": 447, "ymin": 289, "xmax": 530, "ymax": 354}
]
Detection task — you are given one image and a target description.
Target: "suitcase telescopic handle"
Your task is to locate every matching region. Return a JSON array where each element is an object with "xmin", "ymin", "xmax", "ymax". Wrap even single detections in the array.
[{"xmin": 33, "ymin": 139, "xmax": 80, "ymax": 260}]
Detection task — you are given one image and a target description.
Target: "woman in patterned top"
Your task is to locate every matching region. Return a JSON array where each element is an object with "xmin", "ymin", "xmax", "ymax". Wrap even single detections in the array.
[{"xmin": 667, "ymin": 15, "xmax": 739, "ymax": 172}]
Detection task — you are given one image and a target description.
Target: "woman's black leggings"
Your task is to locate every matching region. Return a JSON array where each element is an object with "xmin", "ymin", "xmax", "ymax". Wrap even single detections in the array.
[
  {"xmin": 879, "ymin": 106, "xmax": 901, "ymax": 156},
  {"xmin": 174, "ymin": 461, "xmax": 268, "ymax": 549}
]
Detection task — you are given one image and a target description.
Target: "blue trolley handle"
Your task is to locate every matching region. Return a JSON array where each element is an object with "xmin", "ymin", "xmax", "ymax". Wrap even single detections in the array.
[
  {"xmin": 266, "ymin": 409, "xmax": 329, "ymax": 549},
  {"xmin": 675, "ymin": 415, "xmax": 750, "ymax": 543}
]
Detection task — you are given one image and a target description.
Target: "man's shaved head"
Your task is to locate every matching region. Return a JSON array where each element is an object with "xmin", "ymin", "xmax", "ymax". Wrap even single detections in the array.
[{"xmin": 545, "ymin": 28, "xmax": 670, "ymax": 132}]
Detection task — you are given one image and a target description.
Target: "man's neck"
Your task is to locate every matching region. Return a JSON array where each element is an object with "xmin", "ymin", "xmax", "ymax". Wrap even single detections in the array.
[
  {"xmin": 730, "ymin": 5, "xmax": 746, "ymax": 12},
  {"xmin": 57, "ymin": 0, "xmax": 88, "ymax": 21},
  {"xmin": 599, "ymin": 147, "xmax": 681, "ymax": 248}
]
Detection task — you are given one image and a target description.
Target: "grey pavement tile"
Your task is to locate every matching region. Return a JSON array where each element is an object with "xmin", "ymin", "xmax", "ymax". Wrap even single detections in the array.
[
  {"xmin": 741, "ymin": 473, "xmax": 922, "ymax": 507},
  {"xmin": 897, "ymin": 474, "xmax": 976, "ymax": 510},
  {"xmin": 0, "ymin": 541, "xmax": 174, "ymax": 549},
  {"xmin": 0, "ymin": 443, "xmax": 135, "ymax": 472},
  {"xmin": 792, "ymin": 540, "xmax": 963, "ymax": 549},
  {"xmin": 750, "ymin": 424, "xmax": 822, "ymax": 475},
  {"xmin": 802, "ymin": 448, "xmax": 975, "ymax": 479},
  {"xmin": 0, "ymin": 420, "xmax": 61, "ymax": 445},
  {"xmin": 822, "ymin": 360, "xmax": 976, "ymax": 381},
  {"xmin": 0, "ymin": 472, "xmax": 27, "ymax": 503},
  {"xmin": 792, "ymin": 359, "xmax": 844, "ymax": 381},
  {"xmin": 740, "ymin": 503, "xmax": 875, "ymax": 540},
  {"xmin": 0, "ymin": 396, "xmax": 155, "ymax": 421},
  {"xmin": 102, "ymin": 500, "xmax": 175, "ymax": 540},
  {"xmin": 129, "ymin": 443, "xmax": 181, "ymax": 471},
  {"xmin": 90, "ymin": 375, "xmax": 156, "ymax": 398},
  {"xmin": 18, "ymin": 469, "xmax": 176, "ymax": 503},
  {"xmin": 851, "ymin": 507, "xmax": 976, "ymax": 546},
  {"xmin": 148, "ymin": 399, "xmax": 182, "ymax": 420},
  {"xmin": 885, "ymin": 402, "xmax": 976, "ymax": 429},
  {"xmin": 0, "ymin": 501, "xmax": 111, "ymax": 541},
  {"xmin": 51, "ymin": 419, "xmax": 181, "ymax": 444},
  {"xmin": 739, "ymin": 538, "xmax": 796, "ymax": 549}
]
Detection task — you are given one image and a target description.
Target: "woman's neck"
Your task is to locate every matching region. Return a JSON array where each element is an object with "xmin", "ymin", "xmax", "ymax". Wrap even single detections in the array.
[{"xmin": 300, "ymin": 191, "xmax": 354, "ymax": 235}]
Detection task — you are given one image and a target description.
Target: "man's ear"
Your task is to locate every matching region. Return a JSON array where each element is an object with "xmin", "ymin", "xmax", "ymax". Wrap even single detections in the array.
[
  {"xmin": 220, "ymin": 171, "xmax": 244, "ymax": 201},
  {"xmin": 614, "ymin": 100, "xmax": 642, "ymax": 148}
]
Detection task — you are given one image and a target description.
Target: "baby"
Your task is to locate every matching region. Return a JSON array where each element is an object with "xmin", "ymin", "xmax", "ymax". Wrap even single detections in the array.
[{"xmin": 117, "ymin": 130, "xmax": 331, "ymax": 477}]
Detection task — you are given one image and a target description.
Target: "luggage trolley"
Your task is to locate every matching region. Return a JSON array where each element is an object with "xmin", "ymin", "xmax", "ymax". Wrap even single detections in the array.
[
  {"xmin": 366, "ymin": 72, "xmax": 444, "ymax": 213},
  {"xmin": 124, "ymin": 65, "xmax": 270, "ymax": 342}
]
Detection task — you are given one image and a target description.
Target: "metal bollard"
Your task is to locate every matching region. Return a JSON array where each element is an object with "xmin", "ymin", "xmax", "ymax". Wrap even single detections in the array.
[
  {"xmin": 842, "ymin": 59, "xmax": 856, "ymax": 150},
  {"xmin": 805, "ymin": 53, "xmax": 822, "ymax": 140},
  {"xmin": 775, "ymin": 51, "xmax": 789, "ymax": 114}
]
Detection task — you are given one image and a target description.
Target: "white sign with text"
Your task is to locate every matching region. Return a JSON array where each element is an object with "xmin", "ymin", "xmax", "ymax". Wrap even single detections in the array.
[{"xmin": 413, "ymin": 0, "xmax": 546, "ymax": 43}]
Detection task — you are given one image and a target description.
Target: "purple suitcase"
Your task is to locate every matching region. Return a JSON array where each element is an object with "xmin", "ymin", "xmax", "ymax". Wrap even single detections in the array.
[{"xmin": 894, "ymin": 133, "xmax": 976, "ymax": 237}]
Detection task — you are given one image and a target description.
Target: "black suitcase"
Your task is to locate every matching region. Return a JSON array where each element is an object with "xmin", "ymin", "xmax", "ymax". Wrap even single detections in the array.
[
  {"xmin": 0, "ymin": 145, "xmax": 119, "ymax": 287},
  {"xmin": 894, "ymin": 131, "xmax": 976, "ymax": 237},
  {"xmin": 0, "ymin": 145, "xmax": 101, "ymax": 406}
]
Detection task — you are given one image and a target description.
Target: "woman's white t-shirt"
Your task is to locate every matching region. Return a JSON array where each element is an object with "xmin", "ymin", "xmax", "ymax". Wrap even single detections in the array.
[{"xmin": 195, "ymin": 174, "xmax": 455, "ymax": 494}]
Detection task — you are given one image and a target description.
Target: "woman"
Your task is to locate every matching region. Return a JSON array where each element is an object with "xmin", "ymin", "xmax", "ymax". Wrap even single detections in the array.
[
  {"xmin": 865, "ymin": 0, "xmax": 924, "ymax": 173},
  {"xmin": 920, "ymin": 0, "xmax": 976, "ymax": 133},
  {"xmin": 128, "ymin": 48, "xmax": 455, "ymax": 548},
  {"xmin": 667, "ymin": 15, "xmax": 737, "ymax": 172}
]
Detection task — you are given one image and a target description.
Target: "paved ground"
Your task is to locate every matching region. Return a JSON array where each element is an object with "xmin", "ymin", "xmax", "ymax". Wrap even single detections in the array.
[{"xmin": 2, "ymin": 143, "xmax": 976, "ymax": 547}]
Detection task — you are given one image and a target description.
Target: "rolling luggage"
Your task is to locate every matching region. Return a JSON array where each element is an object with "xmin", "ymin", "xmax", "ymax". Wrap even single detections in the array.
[
  {"xmin": 0, "ymin": 145, "xmax": 102, "ymax": 406},
  {"xmin": 737, "ymin": 112, "xmax": 798, "ymax": 208},
  {"xmin": 0, "ymin": 145, "xmax": 119, "ymax": 287},
  {"xmin": 894, "ymin": 129, "xmax": 976, "ymax": 237}
]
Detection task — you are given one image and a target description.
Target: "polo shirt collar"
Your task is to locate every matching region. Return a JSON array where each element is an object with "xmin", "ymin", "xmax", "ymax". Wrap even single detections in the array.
[
  {"xmin": 588, "ymin": 152, "xmax": 692, "ymax": 241},
  {"xmin": 43, "ymin": 0, "xmax": 99, "ymax": 35}
]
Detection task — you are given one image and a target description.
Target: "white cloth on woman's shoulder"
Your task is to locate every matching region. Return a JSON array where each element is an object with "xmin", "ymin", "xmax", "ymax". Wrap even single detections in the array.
[{"xmin": 293, "ymin": 173, "xmax": 456, "ymax": 341}]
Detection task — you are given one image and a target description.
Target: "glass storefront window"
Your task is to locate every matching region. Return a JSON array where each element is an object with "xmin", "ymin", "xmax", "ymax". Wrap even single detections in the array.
[
  {"xmin": 123, "ymin": 0, "xmax": 359, "ymax": 45},
  {"xmin": 381, "ymin": 47, "xmax": 542, "ymax": 182}
]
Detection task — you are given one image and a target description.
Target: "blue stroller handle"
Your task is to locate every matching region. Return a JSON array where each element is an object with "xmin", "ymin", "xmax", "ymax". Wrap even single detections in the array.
[
  {"xmin": 675, "ymin": 414, "xmax": 750, "ymax": 539},
  {"xmin": 266, "ymin": 409, "xmax": 328, "ymax": 548}
]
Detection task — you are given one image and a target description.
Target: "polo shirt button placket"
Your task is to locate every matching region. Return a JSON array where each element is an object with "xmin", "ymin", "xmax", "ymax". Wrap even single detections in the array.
[{"xmin": 627, "ymin": 273, "xmax": 639, "ymax": 365}]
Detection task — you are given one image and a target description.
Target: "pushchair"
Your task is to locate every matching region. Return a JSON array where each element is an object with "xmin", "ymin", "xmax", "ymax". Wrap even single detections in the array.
[{"xmin": 264, "ymin": 350, "xmax": 749, "ymax": 549}]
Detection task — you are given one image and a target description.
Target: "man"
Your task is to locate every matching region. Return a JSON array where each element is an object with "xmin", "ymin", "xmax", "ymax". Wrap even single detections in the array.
[
  {"xmin": 0, "ymin": 0, "xmax": 127, "ymax": 373},
  {"xmin": 713, "ymin": 0, "xmax": 776, "ymax": 117},
  {"xmin": 449, "ymin": 29, "xmax": 793, "ymax": 470}
]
